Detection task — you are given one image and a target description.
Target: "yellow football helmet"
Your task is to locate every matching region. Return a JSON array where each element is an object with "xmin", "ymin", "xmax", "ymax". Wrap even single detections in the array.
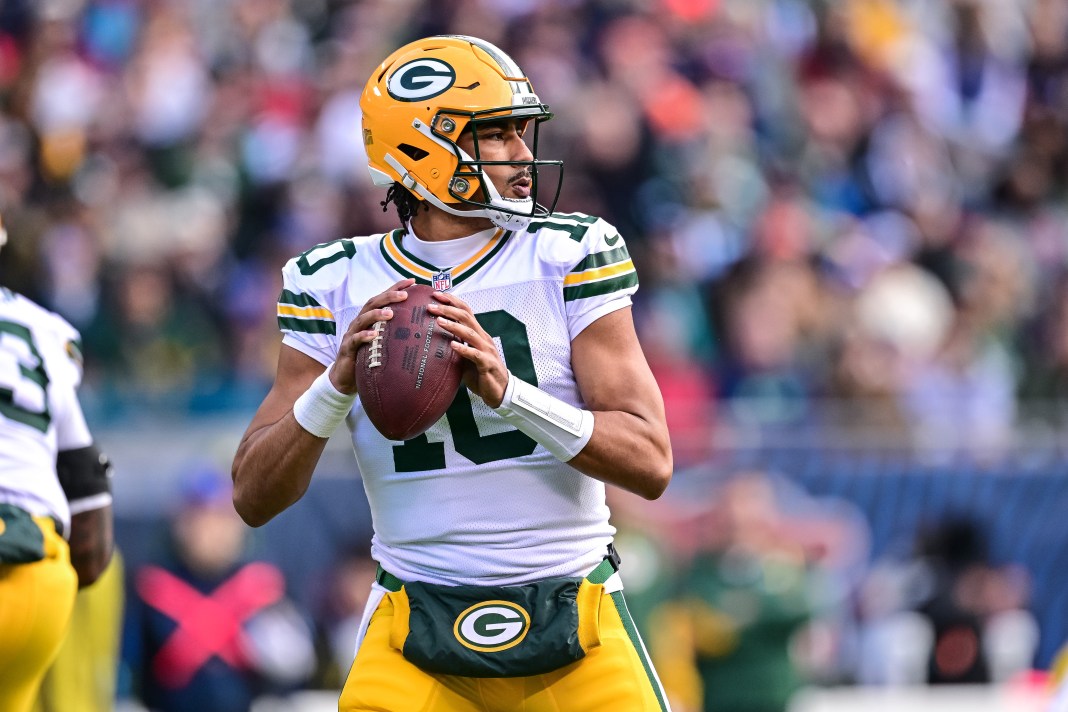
[{"xmin": 360, "ymin": 35, "xmax": 562, "ymax": 231}]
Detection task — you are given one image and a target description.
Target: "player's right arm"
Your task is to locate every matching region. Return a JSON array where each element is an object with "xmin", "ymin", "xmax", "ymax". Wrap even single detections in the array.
[
  {"xmin": 231, "ymin": 346, "xmax": 330, "ymax": 527},
  {"xmin": 231, "ymin": 279, "xmax": 413, "ymax": 527}
]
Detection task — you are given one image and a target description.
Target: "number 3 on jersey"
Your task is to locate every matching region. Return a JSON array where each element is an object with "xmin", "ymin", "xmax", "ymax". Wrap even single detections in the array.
[
  {"xmin": 393, "ymin": 310, "xmax": 536, "ymax": 472},
  {"xmin": 0, "ymin": 320, "xmax": 50, "ymax": 433}
]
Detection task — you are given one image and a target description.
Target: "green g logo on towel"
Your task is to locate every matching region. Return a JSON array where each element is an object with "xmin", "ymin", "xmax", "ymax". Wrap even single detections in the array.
[{"xmin": 453, "ymin": 600, "xmax": 531, "ymax": 652}]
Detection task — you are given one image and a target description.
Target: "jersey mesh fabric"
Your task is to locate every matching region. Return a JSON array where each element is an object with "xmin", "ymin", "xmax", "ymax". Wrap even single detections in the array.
[
  {"xmin": 0, "ymin": 290, "xmax": 91, "ymax": 533},
  {"xmin": 278, "ymin": 214, "xmax": 639, "ymax": 585}
]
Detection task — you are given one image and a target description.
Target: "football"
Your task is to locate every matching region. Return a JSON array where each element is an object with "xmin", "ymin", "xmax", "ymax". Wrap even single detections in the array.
[{"xmin": 355, "ymin": 284, "xmax": 465, "ymax": 441}]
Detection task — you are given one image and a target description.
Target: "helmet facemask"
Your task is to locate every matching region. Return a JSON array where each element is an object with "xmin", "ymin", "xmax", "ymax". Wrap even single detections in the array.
[{"xmin": 435, "ymin": 108, "xmax": 563, "ymax": 232}]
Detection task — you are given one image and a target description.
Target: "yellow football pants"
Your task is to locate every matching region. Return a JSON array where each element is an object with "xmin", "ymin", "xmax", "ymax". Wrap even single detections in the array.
[
  {"xmin": 0, "ymin": 517, "xmax": 78, "ymax": 712},
  {"xmin": 340, "ymin": 589, "xmax": 670, "ymax": 712},
  {"xmin": 32, "ymin": 550, "xmax": 124, "ymax": 712}
]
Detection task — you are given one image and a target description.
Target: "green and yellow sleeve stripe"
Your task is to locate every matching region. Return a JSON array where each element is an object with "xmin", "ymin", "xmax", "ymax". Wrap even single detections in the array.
[
  {"xmin": 65, "ymin": 338, "xmax": 84, "ymax": 365},
  {"xmin": 277, "ymin": 289, "xmax": 336, "ymax": 335},
  {"xmin": 564, "ymin": 245, "xmax": 638, "ymax": 302}
]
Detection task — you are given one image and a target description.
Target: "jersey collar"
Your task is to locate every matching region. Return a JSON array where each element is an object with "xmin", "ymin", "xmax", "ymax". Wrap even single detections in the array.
[{"xmin": 379, "ymin": 227, "xmax": 511, "ymax": 288}]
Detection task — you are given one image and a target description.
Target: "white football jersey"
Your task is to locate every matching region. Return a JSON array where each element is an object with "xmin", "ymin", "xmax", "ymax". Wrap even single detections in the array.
[
  {"xmin": 0, "ymin": 288, "xmax": 92, "ymax": 535},
  {"xmin": 279, "ymin": 213, "xmax": 639, "ymax": 585}
]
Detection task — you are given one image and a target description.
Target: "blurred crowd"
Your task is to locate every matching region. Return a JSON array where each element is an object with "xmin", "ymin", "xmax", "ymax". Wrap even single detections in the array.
[{"xmin": 0, "ymin": 0, "xmax": 1066, "ymax": 457}]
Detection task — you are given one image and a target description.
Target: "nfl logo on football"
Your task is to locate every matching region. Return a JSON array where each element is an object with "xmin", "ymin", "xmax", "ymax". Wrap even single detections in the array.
[{"xmin": 432, "ymin": 271, "xmax": 452, "ymax": 292}]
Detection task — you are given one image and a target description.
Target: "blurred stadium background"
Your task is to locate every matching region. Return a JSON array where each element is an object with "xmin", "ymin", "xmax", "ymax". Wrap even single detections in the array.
[{"xmin": 5, "ymin": 0, "xmax": 1068, "ymax": 709}]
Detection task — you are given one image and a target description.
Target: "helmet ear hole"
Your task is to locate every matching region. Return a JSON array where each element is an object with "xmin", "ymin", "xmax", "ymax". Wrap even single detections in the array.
[
  {"xmin": 449, "ymin": 175, "xmax": 479, "ymax": 199},
  {"xmin": 397, "ymin": 144, "xmax": 429, "ymax": 161}
]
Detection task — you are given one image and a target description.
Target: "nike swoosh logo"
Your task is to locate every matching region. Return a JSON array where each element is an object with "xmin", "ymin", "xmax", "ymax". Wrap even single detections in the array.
[{"xmin": 605, "ymin": 233, "xmax": 620, "ymax": 246}]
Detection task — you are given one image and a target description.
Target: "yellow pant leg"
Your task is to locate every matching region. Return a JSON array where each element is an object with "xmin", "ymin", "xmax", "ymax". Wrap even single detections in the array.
[
  {"xmin": 340, "ymin": 593, "xmax": 482, "ymax": 712},
  {"xmin": 0, "ymin": 518, "xmax": 78, "ymax": 712},
  {"xmin": 341, "ymin": 589, "xmax": 670, "ymax": 712},
  {"xmin": 32, "ymin": 551, "xmax": 124, "ymax": 712},
  {"xmin": 528, "ymin": 591, "xmax": 670, "ymax": 712}
]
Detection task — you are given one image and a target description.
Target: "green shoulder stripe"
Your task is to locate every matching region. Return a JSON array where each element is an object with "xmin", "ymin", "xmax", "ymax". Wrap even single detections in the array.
[
  {"xmin": 563, "ymin": 272, "xmax": 639, "ymax": 302},
  {"xmin": 550, "ymin": 212, "xmax": 599, "ymax": 224},
  {"xmin": 278, "ymin": 289, "xmax": 323, "ymax": 308},
  {"xmin": 66, "ymin": 338, "xmax": 84, "ymax": 365},
  {"xmin": 570, "ymin": 245, "xmax": 631, "ymax": 273},
  {"xmin": 296, "ymin": 238, "xmax": 357, "ymax": 276},
  {"xmin": 278, "ymin": 316, "xmax": 337, "ymax": 335},
  {"xmin": 527, "ymin": 214, "xmax": 599, "ymax": 243}
]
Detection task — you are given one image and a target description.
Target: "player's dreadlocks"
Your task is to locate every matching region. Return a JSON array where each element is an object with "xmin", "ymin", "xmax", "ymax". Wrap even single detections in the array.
[{"xmin": 380, "ymin": 183, "xmax": 428, "ymax": 225}]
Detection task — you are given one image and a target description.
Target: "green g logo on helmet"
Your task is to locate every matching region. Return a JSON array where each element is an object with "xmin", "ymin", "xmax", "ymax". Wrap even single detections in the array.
[
  {"xmin": 453, "ymin": 600, "xmax": 531, "ymax": 652},
  {"xmin": 386, "ymin": 58, "xmax": 456, "ymax": 102}
]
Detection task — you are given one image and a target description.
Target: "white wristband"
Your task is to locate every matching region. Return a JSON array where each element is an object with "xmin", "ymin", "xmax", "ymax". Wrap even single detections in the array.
[
  {"xmin": 493, "ymin": 372, "xmax": 594, "ymax": 462},
  {"xmin": 292, "ymin": 369, "xmax": 357, "ymax": 439}
]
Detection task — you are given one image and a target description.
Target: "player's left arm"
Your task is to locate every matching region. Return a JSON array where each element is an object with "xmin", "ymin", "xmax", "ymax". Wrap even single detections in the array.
[
  {"xmin": 66, "ymin": 497, "xmax": 113, "ymax": 588},
  {"xmin": 564, "ymin": 306, "xmax": 672, "ymax": 499},
  {"xmin": 53, "ymin": 329, "xmax": 115, "ymax": 587},
  {"xmin": 56, "ymin": 442, "xmax": 115, "ymax": 587},
  {"xmin": 432, "ymin": 295, "xmax": 672, "ymax": 499}
]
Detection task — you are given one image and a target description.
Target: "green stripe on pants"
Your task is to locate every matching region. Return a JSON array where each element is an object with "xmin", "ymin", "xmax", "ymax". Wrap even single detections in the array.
[{"xmin": 610, "ymin": 591, "xmax": 670, "ymax": 711}]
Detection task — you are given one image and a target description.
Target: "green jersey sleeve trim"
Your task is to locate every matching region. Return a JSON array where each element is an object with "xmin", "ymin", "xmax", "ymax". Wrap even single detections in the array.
[
  {"xmin": 277, "ymin": 316, "xmax": 337, "ymax": 335},
  {"xmin": 563, "ymin": 272, "xmax": 639, "ymax": 302}
]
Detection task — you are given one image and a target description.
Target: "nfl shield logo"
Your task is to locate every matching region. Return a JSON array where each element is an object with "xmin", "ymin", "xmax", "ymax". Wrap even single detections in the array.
[{"xmin": 432, "ymin": 270, "xmax": 452, "ymax": 291}]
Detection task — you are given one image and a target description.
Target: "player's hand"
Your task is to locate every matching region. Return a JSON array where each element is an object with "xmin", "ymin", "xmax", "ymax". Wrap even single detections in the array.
[
  {"xmin": 330, "ymin": 278, "xmax": 415, "ymax": 395},
  {"xmin": 427, "ymin": 291, "xmax": 509, "ymax": 408}
]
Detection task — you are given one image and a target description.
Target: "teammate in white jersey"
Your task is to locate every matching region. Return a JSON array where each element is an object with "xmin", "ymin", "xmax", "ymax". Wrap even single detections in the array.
[
  {"xmin": 233, "ymin": 35, "xmax": 673, "ymax": 711},
  {"xmin": 0, "ymin": 214, "xmax": 114, "ymax": 712}
]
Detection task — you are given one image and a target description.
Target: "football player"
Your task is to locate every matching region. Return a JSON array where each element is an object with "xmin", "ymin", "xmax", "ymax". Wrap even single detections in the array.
[
  {"xmin": 0, "ymin": 213, "xmax": 114, "ymax": 712},
  {"xmin": 233, "ymin": 35, "xmax": 673, "ymax": 711}
]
